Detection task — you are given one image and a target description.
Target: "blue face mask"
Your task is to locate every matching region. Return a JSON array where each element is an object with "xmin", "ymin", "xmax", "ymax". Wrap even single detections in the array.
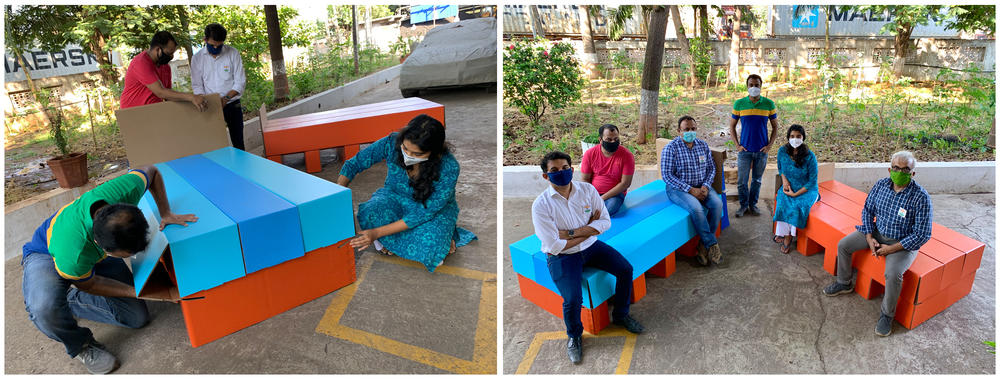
[
  {"xmin": 206, "ymin": 43, "xmax": 223, "ymax": 55},
  {"xmin": 546, "ymin": 168, "xmax": 573, "ymax": 186},
  {"xmin": 682, "ymin": 131, "xmax": 697, "ymax": 143}
]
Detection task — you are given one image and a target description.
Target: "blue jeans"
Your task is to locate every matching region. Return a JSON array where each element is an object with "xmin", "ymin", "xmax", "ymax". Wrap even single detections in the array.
[
  {"xmin": 604, "ymin": 192, "xmax": 626, "ymax": 216},
  {"xmin": 21, "ymin": 252, "xmax": 149, "ymax": 358},
  {"xmin": 666, "ymin": 186, "xmax": 723, "ymax": 247},
  {"xmin": 546, "ymin": 240, "xmax": 633, "ymax": 338},
  {"xmin": 737, "ymin": 151, "xmax": 768, "ymax": 209}
]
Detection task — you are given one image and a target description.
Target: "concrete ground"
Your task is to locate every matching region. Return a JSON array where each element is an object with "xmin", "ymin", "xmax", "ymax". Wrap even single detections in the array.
[
  {"xmin": 5, "ymin": 79, "xmax": 497, "ymax": 374},
  {"xmin": 502, "ymin": 193, "xmax": 995, "ymax": 374}
]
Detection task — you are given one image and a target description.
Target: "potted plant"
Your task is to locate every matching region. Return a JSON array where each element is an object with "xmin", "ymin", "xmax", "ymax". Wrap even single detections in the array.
[
  {"xmin": 581, "ymin": 132, "xmax": 600, "ymax": 154},
  {"xmin": 39, "ymin": 90, "xmax": 88, "ymax": 188}
]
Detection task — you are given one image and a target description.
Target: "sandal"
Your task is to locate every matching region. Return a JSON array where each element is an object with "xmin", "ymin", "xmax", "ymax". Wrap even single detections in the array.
[
  {"xmin": 773, "ymin": 235, "xmax": 784, "ymax": 244},
  {"xmin": 375, "ymin": 248, "xmax": 395, "ymax": 256},
  {"xmin": 448, "ymin": 240, "xmax": 457, "ymax": 256},
  {"xmin": 780, "ymin": 240, "xmax": 792, "ymax": 254}
]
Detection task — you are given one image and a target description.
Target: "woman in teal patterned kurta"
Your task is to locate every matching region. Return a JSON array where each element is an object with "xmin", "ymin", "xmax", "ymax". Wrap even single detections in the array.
[
  {"xmin": 773, "ymin": 124, "xmax": 819, "ymax": 254},
  {"xmin": 337, "ymin": 114, "xmax": 476, "ymax": 271}
]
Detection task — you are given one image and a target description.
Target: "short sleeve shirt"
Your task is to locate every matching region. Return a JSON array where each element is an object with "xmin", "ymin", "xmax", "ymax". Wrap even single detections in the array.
[
  {"xmin": 731, "ymin": 96, "xmax": 777, "ymax": 152},
  {"xmin": 580, "ymin": 145, "xmax": 635, "ymax": 195},
  {"xmin": 120, "ymin": 52, "xmax": 172, "ymax": 109},
  {"xmin": 45, "ymin": 171, "xmax": 149, "ymax": 280}
]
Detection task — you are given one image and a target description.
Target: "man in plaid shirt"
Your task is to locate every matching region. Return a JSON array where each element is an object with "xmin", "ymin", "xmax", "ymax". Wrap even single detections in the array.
[
  {"xmin": 661, "ymin": 116, "xmax": 724, "ymax": 266},
  {"xmin": 823, "ymin": 151, "xmax": 933, "ymax": 337}
]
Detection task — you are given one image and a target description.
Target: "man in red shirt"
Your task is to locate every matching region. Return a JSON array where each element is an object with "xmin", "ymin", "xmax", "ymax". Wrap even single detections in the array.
[
  {"xmin": 581, "ymin": 124, "xmax": 635, "ymax": 216},
  {"xmin": 120, "ymin": 31, "xmax": 207, "ymax": 111}
]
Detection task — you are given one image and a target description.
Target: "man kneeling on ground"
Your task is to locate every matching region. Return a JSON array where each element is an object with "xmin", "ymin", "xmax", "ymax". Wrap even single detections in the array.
[{"xmin": 531, "ymin": 151, "xmax": 644, "ymax": 365}]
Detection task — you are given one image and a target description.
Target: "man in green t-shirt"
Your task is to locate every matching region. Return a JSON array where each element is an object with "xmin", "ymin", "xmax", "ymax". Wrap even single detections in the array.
[
  {"xmin": 21, "ymin": 167, "xmax": 196, "ymax": 374},
  {"xmin": 728, "ymin": 74, "xmax": 780, "ymax": 217}
]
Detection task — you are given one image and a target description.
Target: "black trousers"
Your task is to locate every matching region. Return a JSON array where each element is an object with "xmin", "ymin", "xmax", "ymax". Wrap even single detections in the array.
[{"xmin": 223, "ymin": 100, "xmax": 245, "ymax": 150}]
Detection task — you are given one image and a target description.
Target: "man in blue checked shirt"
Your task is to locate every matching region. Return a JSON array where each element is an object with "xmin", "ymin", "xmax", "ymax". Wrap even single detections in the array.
[
  {"xmin": 823, "ymin": 151, "xmax": 933, "ymax": 337},
  {"xmin": 661, "ymin": 116, "xmax": 724, "ymax": 266}
]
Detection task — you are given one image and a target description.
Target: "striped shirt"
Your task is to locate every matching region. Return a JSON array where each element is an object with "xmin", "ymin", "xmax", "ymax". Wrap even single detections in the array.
[
  {"xmin": 856, "ymin": 177, "xmax": 933, "ymax": 252},
  {"xmin": 731, "ymin": 96, "xmax": 777, "ymax": 152},
  {"xmin": 660, "ymin": 137, "xmax": 715, "ymax": 192}
]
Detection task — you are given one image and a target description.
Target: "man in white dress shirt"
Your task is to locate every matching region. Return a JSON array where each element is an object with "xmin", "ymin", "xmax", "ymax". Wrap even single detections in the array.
[
  {"xmin": 531, "ymin": 151, "xmax": 644, "ymax": 365},
  {"xmin": 190, "ymin": 23, "xmax": 247, "ymax": 150}
]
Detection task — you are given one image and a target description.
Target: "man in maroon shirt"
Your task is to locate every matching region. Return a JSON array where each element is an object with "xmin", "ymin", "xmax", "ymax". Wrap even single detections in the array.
[{"xmin": 120, "ymin": 31, "xmax": 207, "ymax": 111}]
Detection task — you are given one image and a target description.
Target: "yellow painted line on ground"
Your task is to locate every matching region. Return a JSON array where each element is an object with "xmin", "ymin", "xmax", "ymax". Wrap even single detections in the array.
[
  {"xmin": 316, "ymin": 255, "xmax": 496, "ymax": 374},
  {"xmin": 515, "ymin": 329, "xmax": 637, "ymax": 374}
]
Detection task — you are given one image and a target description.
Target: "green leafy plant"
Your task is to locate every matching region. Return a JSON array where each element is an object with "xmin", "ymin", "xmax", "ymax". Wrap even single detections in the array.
[
  {"xmin": 36, "ymin": 89, "xmax": 71, "ymax": 156},
  {"xmin": 503, "ymin": 38, "xmax": 585, "ymax": 124},
  {"xmin": 985, "ymin": 341, "xmax": 996, "ymax": 354},
  {"xmin": 688, "ymin": 38, "xmax": 712, "ymax": 83}
]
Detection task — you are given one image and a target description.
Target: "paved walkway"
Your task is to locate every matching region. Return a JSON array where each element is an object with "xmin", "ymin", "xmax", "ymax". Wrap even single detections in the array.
[
  {"xmin": 5, "ymin": 81, "xmax": 497, "ymax": 374},
  {"xmin": 503, "ymin": 193, "xmax": 995, "ymax": 374}
]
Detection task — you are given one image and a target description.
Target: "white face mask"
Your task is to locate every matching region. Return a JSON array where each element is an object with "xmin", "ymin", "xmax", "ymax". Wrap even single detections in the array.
[
  {"xmin": 748, "ymin": 86, "xmax": 762, "ymax": 97},
  {"xmin": 401, "ymin": 147, "xmax": 428, "ymax": 166},
  {"xmin": 789, "ymin": 138, "xmax": 803, "ymax": 148}
]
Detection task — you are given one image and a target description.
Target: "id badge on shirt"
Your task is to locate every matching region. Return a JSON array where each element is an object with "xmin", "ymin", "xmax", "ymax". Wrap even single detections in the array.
[
  {"xmin": 699, "ymin": 155, "xmax": 706, "ymax": 164},
  {"xmin": 897, "ymin": 207, "xmax": 907, "ymax": 218}
]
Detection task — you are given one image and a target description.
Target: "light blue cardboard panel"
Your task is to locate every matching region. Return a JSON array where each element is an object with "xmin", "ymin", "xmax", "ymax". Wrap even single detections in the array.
[
  {"xmin": 582, "ymin": 269, "xmax": 617, "ymax": 308},
  {"xmin": 202, "ymin": 147, "xmax": 354, "ymax": 251},
  {"xmin": 141, "ymin": 164, "xmax": 246, "ymax": 297},
  {"xmin": 131, "ymin": 197, "xmax": 169, "ymax": 297},
  {"xmin": 509, "ymin": 235, "xmax": 539, "ymax": 279},
  {"xmin": 615, "ymin": 205, "xmax": 694, "ymax": 275},
  {"xmin": 166, "ymin": 155, "xmax": 305, "ymax": 274},
  {"xmin": 720, "ymin": 193, "xmax": 730, "ymax": 231}
]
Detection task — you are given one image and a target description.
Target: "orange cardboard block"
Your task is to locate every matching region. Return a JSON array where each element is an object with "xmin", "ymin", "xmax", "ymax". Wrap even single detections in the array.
[
  {"xmin": 517, "ymin": 274, "xmax": 611, "ymax": 335},
  {"xmin": 180, "ymin": 243, "xmax": 356, "ymax": 347},
  {"xmin": 818, "ymin": 180, "xmax": 867, "ymax": 204},
  {"xmin": 649, "ymin": 254, "xmax": 676, "ymax": 278}
]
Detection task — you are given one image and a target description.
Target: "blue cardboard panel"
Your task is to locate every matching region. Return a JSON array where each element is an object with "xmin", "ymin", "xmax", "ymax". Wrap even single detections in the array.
[
  {"xmin": 166, "ymin": 155, "xmax": 305, "ymax": 273},
  {"xmin": 139, "ymin": 164, "xmax": 246, "ymax": 297},
  {"xmin": 202, "ymin": 147, "xmax": 354, "ymax": 251},
  {"xmin": 509, "ymin": 235, "xmax": 540, "ymax": 279},
  {"xmin": 131, "ymin": 198, "xmax": 169, "ymax": 297},
  {"xmin": 719, "ymin": 193, "xmax": 730, "ymax": 231}
]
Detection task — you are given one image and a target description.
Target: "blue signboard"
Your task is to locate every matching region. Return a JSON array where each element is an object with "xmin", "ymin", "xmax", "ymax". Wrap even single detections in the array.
[{"xmin": 410, "ymin": 5, "xmax": 458, "ymax": 24}]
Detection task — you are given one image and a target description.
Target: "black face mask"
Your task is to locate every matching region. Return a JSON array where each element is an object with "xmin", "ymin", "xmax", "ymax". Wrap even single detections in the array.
[
  {"xmin": 156, "ymin": 47, "xmax": 174, "ymax": 65},
  {"xmin": 602, "ymin": 140, "xmax": 620, "ymax": 153}
]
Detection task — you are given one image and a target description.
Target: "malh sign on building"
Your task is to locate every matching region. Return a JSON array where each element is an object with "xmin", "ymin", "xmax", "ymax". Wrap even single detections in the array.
[
  {"xmin": 773, "ymin": 5, "xmax": 960, "ymax": 37},
  {"xmin": 4, "ymin": 45, "xmax": 120, "ymax": 82}
]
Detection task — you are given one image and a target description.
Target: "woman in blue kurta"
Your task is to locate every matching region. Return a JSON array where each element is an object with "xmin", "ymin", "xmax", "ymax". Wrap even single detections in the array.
[
  {"xmin": 773, "ymin": 124, "xmax": 819, "ymax": 254},
  {"xmin": 337, "ymin": 114, "xmax": 476, "ymax": 271}
]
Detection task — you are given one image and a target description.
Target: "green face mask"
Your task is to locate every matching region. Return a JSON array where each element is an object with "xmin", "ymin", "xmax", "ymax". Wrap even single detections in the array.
[{"xmin": 890, "ymin": 170, "xmax": 911, "ymax": 187}]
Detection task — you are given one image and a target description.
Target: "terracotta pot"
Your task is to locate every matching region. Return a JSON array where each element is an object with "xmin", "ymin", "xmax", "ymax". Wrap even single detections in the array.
[{"xmin": 47, "ymin": 152, "xmax": 89, "ymax": 188}]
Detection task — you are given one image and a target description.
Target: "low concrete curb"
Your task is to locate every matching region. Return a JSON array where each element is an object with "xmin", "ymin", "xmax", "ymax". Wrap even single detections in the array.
[{"xmin": 502, "ymin": 161, "xmax": 996, "ymax": 199}]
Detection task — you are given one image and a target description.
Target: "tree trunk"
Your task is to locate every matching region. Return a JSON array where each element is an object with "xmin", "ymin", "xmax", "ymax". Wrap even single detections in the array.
[
  {"xmin": 264, "ymin": 5, "xmax": 289, "ymax": 101},
  {"xmin": 365, "ymin": 5, "xmax": 372, "ymax": 46},
  {"xmin": 529, "ymin": 5, "xmax": 546, "ymax": 38},
  {"xmin": 729, "ymin": 8, "xmax": 742, "ymax": 85},
  {"xmin": 699, "ymin": 5, "xmax": 709, "ymax": 44},
  {"xmin": 824, "ymin": 6, "xmax": 831, "ymax": 54},
  {"xmin": 669, "ymin": 5, "xmax": 696, "ymax": 86},
  {"xmin": 352, "ymin": 5, "xmax": 360, "ymax": 74},
  {"xmin": 638, "ymin": 6, "xmax": 668, "ymax": 145},
  {"xmin": 177, "ymin": 5, "xmax": 193, "ymax": 65},
  {"xmin": 330, "ymin": 6, "xmax": 341, "ymax": 45},
  {"xmin": 893, "ymin": 23, "xmax": 914, "ymax": 78},
  {"xmin": 88, "ymin": 30, "xmax": 118, "ymax": 85},
  {"xmin": 13, "ymin": 49, "xmax": 39, "ymax": 97},
  {"xmin": 578, "ymin": 5, "xmax": 599, "ymax": 79}
]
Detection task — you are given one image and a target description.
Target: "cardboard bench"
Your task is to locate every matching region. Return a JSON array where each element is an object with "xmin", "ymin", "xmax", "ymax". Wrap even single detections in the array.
[
  {"xmin": 510, "ymin": 180, "xmax": 729, "ymax": 334},
  {"xmin": 131, "ymin": 147, "xmax": 356, "ymax": 347},
  {"xmin": 260, "ymin": 97, "xmax": 446, "ymax": 173},
  {"xmin": 795, "ymin": 180, "xmax": 985, "ymax": 329}
]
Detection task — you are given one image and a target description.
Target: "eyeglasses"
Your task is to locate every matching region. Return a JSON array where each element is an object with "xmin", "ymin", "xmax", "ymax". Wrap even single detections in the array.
[{"xmin": 890, "ymin": 165, "xmax": 912, "ymax": 173}]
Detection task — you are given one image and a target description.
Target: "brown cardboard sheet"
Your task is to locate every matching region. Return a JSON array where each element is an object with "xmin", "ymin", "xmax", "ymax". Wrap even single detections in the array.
[{"xmin": 115, "ymin": 94, "xmax": 230, "ymax": 167}]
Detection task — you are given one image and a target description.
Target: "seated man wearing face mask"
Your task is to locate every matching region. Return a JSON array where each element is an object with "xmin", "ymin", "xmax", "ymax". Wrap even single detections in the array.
[
  {"xmin": 120, "ymin": 31, "xmax": 207, "ymax": 111},
  {"xmin": 581, "ymin": 124, "xmax": 635, "ymax": 216},
  {"xmin": 532, "ymin": 151, "xmax": 644, "ymax": 365},
  {"xmin": 661, "ymin": 116, "xmax": 724, "ymax": 267}
]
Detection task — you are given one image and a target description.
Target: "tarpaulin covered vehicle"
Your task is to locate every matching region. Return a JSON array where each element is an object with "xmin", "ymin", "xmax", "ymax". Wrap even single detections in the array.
[{"xmin": 399, "ymin": 17, "xmax": 497, "ymax": 97}]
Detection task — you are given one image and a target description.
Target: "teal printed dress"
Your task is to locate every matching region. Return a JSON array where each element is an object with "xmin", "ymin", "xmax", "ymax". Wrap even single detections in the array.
[
  {"xmin": 340, "ymin": 133, "xmax": 477, "ymax": 271},
  {"xmin": 773, "ymin": 148, "xmax": 819, "ymax": 229}
]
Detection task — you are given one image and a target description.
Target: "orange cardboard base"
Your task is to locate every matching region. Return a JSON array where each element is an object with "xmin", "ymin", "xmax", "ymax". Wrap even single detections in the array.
[
  {"xmin": 517, "ymin": 274, "xmax": 611, "ymax": 335},
  {"xmin": 649, "ymin": 254, "xmax": 676, "ymax": 278},
  {"xmin": 180, "ymin": 242, "xmax": 356, "ymax": 347}
]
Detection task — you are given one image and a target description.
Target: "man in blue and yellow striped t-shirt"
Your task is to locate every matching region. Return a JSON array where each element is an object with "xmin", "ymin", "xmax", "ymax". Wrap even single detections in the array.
[
  {"xmin": 728, "ymin": 74, "xmax": 780, "ymax": 217},
  {"xmin": 20, "ymin": 167, "xmax": 197, "ymax": 374}
]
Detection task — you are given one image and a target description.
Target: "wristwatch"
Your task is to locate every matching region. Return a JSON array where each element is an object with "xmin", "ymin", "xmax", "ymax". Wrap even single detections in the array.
[
  {"xmin": 223, "ymin": 95, "xmax": 232, "ymax": 102},
  {"xmin": 568, "ymin": 229, "xmax": 575, "ymax": 237}
]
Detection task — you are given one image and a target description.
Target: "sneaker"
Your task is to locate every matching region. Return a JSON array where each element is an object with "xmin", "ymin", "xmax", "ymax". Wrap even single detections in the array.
[
  {"xmin": 734, "ymin": 206, "xmax": 748, "ymax": 218},
  {"xmin": 75, "ymin": 340, "xmax": 119, "ymax": 375},
  {"xmin": 695, "ymin": 243, "xmax": 709, "ymax": 266},
  {"xmin": 748, "ymin": 206, "xmax": 761, "ymax": 216},
  {"xmin": 567, "ymin": 336, "xmax": 582, "ymax": 364},
  {"xmin": 875, "ymin": 313, "xmax": 893, "ymax": 337},
  {"xmin": 613, "ymin": 315, "xmax": 645, "ymax": 334},
  {"xmin": 708, "ymin": 244, "xmax": 722, "ymax": 265},
  {"xmin": 822, "ymin": 281, "xmax": 854, "ymax": 296}
]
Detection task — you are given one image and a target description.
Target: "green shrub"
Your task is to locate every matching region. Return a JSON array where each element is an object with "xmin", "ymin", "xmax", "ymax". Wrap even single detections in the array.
[{"xmin": 503, "ymin": 38, "xmax": 585, "ymax": 124}]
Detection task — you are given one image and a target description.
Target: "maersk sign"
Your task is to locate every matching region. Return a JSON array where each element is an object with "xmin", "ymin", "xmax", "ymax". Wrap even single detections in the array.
[
  {"xmin": 773, "ymin": 5, "xmax": 960, "ymax": 38},
  {"xmin": 4, "ymin": 44, "xmax": 120, "ymax": 82}
]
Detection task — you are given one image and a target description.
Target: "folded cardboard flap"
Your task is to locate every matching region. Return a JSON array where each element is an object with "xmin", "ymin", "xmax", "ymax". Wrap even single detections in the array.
[
  {"xmin": 115, "ymin": 93, "xmax": 230, "ymax": 167},
  {"xmin": 138, "ymin": 252, "xmax": 177, "ymax": 300}
]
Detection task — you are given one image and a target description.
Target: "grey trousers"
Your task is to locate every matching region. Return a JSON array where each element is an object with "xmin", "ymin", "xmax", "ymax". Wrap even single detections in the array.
[{"xmin": 836, "ymin": 230, "xmax": 917, "ymax": 317}]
